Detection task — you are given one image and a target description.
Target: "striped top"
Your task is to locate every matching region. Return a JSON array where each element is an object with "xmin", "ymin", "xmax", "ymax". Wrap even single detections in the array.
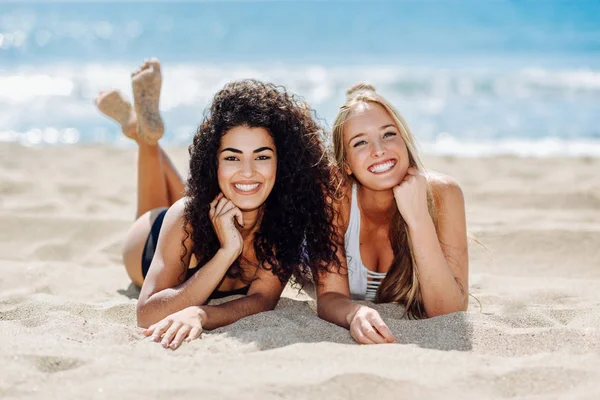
[{"xmin": 344, "ymin": 184, "xmax": 388, "ymax": 301}]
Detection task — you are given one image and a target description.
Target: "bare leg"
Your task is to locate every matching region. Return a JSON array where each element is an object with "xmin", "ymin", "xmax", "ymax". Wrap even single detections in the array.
[
  {"xmin": 163, "ymin": 152, "xmax": 186, "ymax": 204},
  {"xmin": 122, "ymin": 207, "xmax": 168, "ymax": 287},
  {"xmin": 132, "ymin": 59, "xmax": 184, "ymax": 204},
  {"xmin": 132, "ymin": 58, "xmax": 165, "ymax": 145},
  {"xmin": 95, "ymin": 58, "xmax": 186, "ymax": 286},
  {"xmin": 95, "ymin": 65, "xmax": 184, "ymax": 215}
]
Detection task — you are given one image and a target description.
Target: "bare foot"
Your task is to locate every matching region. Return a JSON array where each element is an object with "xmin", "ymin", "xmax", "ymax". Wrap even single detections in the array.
[
  {"xmin": 132, "ymin": 58, "xmax": 164, "ymax": 145},
  {"xmin": 95, "ymin": 90, "xmax": 137, "ymax": 139}
]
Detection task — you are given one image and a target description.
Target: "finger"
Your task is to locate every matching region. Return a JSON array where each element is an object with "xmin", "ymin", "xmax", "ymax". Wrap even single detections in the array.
[
  {"xmin": 214, "ymin": 197, "xmax": 230, "ymax": 216},
  {"xmin": 368, "ymin": 315, "xmax": 396, "ymax": 343},
  {"xmin": 209, "ymin": 193, "xmax": 223, "ymax": 218},
  {"xmin": 186, "ymin": 326, "xmax": 203, "ymax": 342},
  {"xmin": 161, "ymin": 322, "xmax": 183, "ymax": 348},
  {"xmin": 351, "ymin": 324, "xmax": 376, "ymax": 345},
  {"xmin": 360, "ymin": 320, "xmax": 387, "ymax": 344},
  {"xmin": 234, "ymin": 208, "xmax": 244, "ymax": 227},
  {"xmin": 170, "ymin": 325, "xmax": 192, "ymax": 350},
  {"xmin": 222, "ymin": 207, "xmax": 244, "ymax": 227},
  {"xmin": 141, "ymin": 326, "xmax": 155, "ymax": 337},
  {"xmin": 151, "ymin": 319, "xmax": 173, "ymax": 342},
  {"xmin": 217, "ymin": 200, "xmax": 236, "ymax": 217}
]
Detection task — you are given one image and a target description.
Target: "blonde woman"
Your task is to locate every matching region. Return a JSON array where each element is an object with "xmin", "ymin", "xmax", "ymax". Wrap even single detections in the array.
[{"xmin": 316, "ymin": 84, "xmax": 469, "ymax": 345}]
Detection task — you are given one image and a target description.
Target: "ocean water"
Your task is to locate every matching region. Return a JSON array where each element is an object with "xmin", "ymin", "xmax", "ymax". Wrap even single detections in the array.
[{"xmin": 1, "ymin": 1, "xmax": 600, "ymax": 156}]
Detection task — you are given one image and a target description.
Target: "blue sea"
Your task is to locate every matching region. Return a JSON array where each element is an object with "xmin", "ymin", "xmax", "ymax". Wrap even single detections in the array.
[{"xmin": 2, "ymin": 1, "xmax": 600, "ymax": 156}]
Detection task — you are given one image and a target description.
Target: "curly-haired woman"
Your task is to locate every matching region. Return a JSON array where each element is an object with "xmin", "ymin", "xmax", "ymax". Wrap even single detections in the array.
[
  {"xmin": 315, "ymin": 83, "xmax": 469, "ymax": 344},
  {"xmin": 96, "ymin": 59, "xmax": 339, "ymax": 349}
]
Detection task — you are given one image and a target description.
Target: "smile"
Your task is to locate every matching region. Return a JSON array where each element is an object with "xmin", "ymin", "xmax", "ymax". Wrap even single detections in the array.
[
  {"xmin": 368, "ymin": 159, "xmax": 396, "ymax": 174},
  {"xmin": 233, "ymin": 182, "xmax": 261, "ymax": 194}
]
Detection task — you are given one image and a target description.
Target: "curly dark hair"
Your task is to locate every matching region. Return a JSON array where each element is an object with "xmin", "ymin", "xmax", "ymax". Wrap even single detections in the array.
[{"xmin": 182, "ymin": 79, "xmax": 341, "ymax": 287}]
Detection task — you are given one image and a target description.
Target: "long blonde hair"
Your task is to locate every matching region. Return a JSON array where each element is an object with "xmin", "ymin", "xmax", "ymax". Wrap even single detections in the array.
[{"xmin": 332, "ymin": 83, "xmax": 438, "ymax": 319}]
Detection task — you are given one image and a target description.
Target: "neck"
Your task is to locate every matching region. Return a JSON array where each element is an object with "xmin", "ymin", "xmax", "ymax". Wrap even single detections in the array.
[
  {"xmin": 239, "ymin": 207, "xmax": 263, "ymax": 238},
  {"xmin": 356, "ymin": 184, "xmax": 396, "ymax": 223}
]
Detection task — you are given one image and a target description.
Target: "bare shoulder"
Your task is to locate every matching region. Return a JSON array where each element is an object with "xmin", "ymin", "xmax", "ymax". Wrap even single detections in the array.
[
  {"xmin": 161, "ymin": 197, "xmax": 190, "ymax": 230},
  {"xmin": 426, "ymin": 171, "xmax": 464, "ymax": 207},
  {"xmin": 160, "ymin": 197, "xmax": 194, "ymax": 259}
]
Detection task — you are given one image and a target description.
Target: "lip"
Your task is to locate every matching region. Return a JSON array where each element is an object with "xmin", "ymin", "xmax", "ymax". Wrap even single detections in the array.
[
  {"xmin": 231, "ymin": 181, "xmax": 262, "ymax": 195},
  {"xmin": 367, "ymin": 158, "xmax": 397, "ymax": 174}
]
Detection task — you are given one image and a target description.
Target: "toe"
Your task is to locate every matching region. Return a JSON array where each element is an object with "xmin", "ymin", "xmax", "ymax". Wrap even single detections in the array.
[{"xmin": 149, "ymin": 58, "xmax": 161, "ymax": 72}]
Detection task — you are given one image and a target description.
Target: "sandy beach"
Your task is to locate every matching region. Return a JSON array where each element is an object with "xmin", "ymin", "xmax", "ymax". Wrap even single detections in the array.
[{"xmin": 1, "ymin": 143, "xmax": 599, "ymax": 399}]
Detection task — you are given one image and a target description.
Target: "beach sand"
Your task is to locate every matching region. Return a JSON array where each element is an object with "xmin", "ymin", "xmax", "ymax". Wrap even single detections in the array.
[{"xmin": 1, "ymin": 143, "xmax": 599, "ymax": 399}]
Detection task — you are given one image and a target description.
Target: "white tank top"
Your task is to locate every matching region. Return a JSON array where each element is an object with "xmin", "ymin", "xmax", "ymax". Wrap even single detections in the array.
[{"xmin": 345, "ymin": 184, "xmax": 387, "ymax": 301}]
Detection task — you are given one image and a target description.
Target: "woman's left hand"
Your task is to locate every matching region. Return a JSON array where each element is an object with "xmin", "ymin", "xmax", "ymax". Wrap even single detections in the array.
[
  {"xmin": 392, "ymin": 167, "xmax": 430, "ymax": 227},
  {"xmin": 142, "ymin": 306, "xmax": 205, "ymax": 350}
]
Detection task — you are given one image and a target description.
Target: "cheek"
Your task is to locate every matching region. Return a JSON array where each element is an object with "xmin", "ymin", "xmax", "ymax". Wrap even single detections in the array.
[
  {"xmin": 344, "ymin": 148, "xmax": 366, "ymax": 173},
  {"xmin": 259, "ymin": 160, "xmax": 277, "ymax": 181},
  {"xmin": 217, "ymin": 164, "xmax": 233, "ymax": 190}
]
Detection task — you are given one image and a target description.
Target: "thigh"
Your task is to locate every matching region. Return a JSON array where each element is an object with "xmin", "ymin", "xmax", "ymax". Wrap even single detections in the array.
[{"xmin": 122, "ymin": 207, "xmax": 168, "ymax": 287}]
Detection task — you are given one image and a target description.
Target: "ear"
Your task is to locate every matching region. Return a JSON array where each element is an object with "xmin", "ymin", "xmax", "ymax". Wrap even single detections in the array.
[{"xmin": 344, "ymin": 161, "xmax": 353, "ymax": 176}]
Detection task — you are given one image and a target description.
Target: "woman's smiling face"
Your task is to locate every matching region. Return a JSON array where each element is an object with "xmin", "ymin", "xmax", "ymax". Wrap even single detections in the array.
[
  {"xmin": 217, "ymin": 125, "xmax": 277, "ymax": 211},
  {"xmin": 343, "ymin": 102, "xmax": 410, "ymax": 191}
]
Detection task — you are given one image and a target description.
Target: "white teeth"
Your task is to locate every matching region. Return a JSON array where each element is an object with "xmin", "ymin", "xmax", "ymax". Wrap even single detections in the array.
[
  {"xmin": 369, "ymin": 161, "xmax": 395, "ymax": 173},
  {"xmin": 234, "ymin": 183, "xmax": 260, "ymax": 192}
]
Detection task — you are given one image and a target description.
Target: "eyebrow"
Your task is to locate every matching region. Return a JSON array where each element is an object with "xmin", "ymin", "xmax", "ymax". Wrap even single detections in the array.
[
  {"xmin": 221, "ymin": 146, "xmax": 274, "ymax": 154},
  {"xmin": 347, "ymin": 133, "xmax": 366, "ymax": 145}
]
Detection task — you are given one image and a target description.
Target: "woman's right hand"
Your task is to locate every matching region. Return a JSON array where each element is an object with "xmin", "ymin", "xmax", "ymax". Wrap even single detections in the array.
[
  {"xmin": 347, "ymin": 306, "xmax": 396, "ymax": 344},
  {"xmin": 142, "ymin": 306, "xmax": 206, "ymax": 350},
  {"xmin": 209, "ymin": 193, "xmax": 244, "ymax": 257}
]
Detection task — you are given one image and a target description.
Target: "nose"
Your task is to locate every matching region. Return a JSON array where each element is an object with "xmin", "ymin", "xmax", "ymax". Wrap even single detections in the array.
[
  {"xmin": 239, "ymin": 159, "xmax": 256, "ymax": 178},
  {"xmin": 371, "ymin": 139, "xmax": 386, "ymax": 158}
]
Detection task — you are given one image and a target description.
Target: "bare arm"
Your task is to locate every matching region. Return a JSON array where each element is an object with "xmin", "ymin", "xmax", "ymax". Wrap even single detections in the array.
[
  {"xmin": 408, "ymin": 175, "xmax": 469, "ymax": 317},
  {"xmin": 142, "ymin": 258, "xmax": 286, "ymax": 350},
  {"xmin": 316, "ymin": 190, "xmax": 395, "ymax": 344},
  {"xmin": 137, "ymin": 198, "xmax": 238, "ymax": 328},
  {"xmin": 316, "ymin": 261, "xmax": 359, "ymax": 329},
  {"xmin": 198, "ymin": 266, "xmax": 285, "ymax": 330}
]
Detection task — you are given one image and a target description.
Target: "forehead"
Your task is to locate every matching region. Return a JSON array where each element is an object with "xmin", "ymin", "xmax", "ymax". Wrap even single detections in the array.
[
  {"xmin": 219, "ymin": 126, "xmax": 275, "ymax": 150},
  {"xmin": 344, "ymin": 102, "xmax": 396, "ymax": 135}
]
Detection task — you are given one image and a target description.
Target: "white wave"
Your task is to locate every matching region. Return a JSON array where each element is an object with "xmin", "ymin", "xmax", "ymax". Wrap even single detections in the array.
[
  {"xmin": 0, "ymin": 63, "xmax": 599, "ymax": 152},
  {"xmin": 421, "ymin": 134, "xmax": 600, "ymax": 157}
]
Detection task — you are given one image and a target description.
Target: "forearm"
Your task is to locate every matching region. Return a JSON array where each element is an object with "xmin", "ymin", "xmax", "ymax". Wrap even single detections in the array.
[
  {"xmin": 316, "ymin": 292, "xmax": 361, "ymax": 329},
  {"xmin": 408, "ymin": 217, "xmax": 467, "ymax": 316},
  {"xmin": 199, "ymin": 293, "xmax": 278, "ymax": 330},
  {"xmin": 137, "ymin": 249, "xmax": 237, "ymax": 327}
]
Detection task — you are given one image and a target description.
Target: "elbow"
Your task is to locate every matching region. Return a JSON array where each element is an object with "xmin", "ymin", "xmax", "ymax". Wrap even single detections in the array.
[
  {"xmin": 427, "ymin": 300, "xmax": 468, "ymax": 318},
  {"xmin": 316, "ymin": 305, "xmax": 325, "ymax": 319},
  {"xmin": 255, "ymin": 293, "xmax": 279, "ymax": 312},
  {"xmin": 316, "ymin": 300, "xmax": 329, "ymax": 320},
  {"xmin": 315, "ymin": 292, "xmax": 339, "ymax": 321},
  {"xmin": 136, "ymin": 300, "xmax": 152, "ymax": 329}
]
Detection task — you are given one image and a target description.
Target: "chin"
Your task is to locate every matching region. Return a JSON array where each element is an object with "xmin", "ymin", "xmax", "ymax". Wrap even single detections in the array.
[
  {"xmin": 357, "ymin": 174, "xmax": 403, "ymax": 191},
  {"xmin": 230, "ymin": 196, "xmax": 267, "ymax": 212}
]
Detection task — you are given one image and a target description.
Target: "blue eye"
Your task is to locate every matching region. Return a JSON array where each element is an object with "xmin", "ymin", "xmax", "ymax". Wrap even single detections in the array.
[
  {"xmin": 353, "ymin": 140, "xmax": 367, "ymax": 148},
  {"xmin": 383, "ymin": 131, "xmax": 396, "ymax": 138}
]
